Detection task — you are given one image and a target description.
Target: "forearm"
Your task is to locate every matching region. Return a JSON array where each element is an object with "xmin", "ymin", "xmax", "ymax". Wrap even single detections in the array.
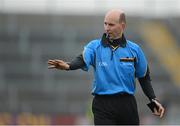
[
  {"xmin": 68, "ymin": 54, "xmax": 85, "ymax": 70},
  {"xmin": 138, "ymin": 66, "xmax": 156, "ymax": 101}
]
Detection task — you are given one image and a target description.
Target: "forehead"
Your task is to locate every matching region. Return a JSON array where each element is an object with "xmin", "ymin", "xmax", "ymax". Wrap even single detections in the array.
[{"xmin": 104, "ymin": 12, "xmax": 119, "ymax": 23}]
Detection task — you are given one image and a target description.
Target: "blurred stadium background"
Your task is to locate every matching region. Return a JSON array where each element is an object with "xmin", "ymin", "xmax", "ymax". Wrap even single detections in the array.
[{"xmin": 0, "ymin": 0, "xmax": 180, "ymax": 125}]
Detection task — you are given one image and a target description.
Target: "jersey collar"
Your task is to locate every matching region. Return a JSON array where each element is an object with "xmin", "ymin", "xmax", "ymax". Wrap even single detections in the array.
[{"xmin": 101, "ymin": 33, "xmax": 127, "ymax": 48}]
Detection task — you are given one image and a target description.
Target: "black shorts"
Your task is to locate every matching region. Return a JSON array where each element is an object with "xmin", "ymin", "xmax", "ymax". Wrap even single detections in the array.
[{"xmin": 92, "ymin": 93, "xmax": 139, "ymax": 125}]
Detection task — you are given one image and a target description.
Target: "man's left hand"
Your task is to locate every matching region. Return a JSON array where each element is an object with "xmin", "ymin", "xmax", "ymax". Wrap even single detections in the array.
[{"xmin": 152, "ymin": 99, "xmax": 165, "ymax": 118}]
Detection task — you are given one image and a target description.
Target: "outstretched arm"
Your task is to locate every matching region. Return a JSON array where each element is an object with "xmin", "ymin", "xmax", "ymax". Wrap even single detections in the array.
[
  {"xmin": 138, "ymin": 66, "xmax": 165, "ymax": 118},
  {"xmin": 48, "ymin": 54, "xmax": 85, "ymax": 70},
  {"xmin": 68, "ymin": 54, "xmax": 85, "ymax": 70}
]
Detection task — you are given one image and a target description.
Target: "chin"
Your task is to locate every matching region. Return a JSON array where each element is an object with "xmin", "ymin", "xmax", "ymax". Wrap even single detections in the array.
[{"xmin": 110, "ymin": 37, "xmax": 116, "ymax": 40}]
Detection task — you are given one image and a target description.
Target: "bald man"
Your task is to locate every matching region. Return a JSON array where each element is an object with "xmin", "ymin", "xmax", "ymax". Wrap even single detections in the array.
[{"xmin": 48, "ymin": 9, "xmax": 165, "ymax": 125}]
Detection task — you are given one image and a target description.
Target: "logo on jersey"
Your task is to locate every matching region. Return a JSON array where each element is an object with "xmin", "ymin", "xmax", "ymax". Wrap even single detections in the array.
[{"xmin": 98, "ymin": 62, "xmax": 108, "ymax": 67}]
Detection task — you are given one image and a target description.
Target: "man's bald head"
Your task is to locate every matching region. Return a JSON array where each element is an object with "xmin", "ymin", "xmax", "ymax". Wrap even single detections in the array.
[
  {"xmin": 105, "ymin": 9, "xmax": 126, "ymax": 24},
  {"xmin": 104, "ymin": 9, "xmax": 126, "ymax": 39}
]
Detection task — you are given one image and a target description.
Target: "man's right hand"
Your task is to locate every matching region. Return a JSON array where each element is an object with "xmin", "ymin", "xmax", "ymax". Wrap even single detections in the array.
[{"xmin": 48, "ymin": 59, "xmax": 70, "ymax": 70}]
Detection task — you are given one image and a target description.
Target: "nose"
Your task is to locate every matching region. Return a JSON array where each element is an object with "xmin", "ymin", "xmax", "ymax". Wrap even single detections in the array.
[{"xmin": 104, "ymin": 25, "xmax": 110, "ymax": 33}]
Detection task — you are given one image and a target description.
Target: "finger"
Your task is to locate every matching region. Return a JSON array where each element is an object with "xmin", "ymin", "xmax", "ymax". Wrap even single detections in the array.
[
  {"xmin": 160, "ymin": 107, "xmax": 165, "ymax": 118},
  {"xmin": 48, "ymin": 60, "xmax": 56, "ymax": 63},
  {"xmin": 48, "ymin": 59, "xmax": 57, "ymax": 62},
  {"xmin": 153, "ymin": 108, "xmax": 160, "ymax": 116},
  {"xmin": 48, "ymin": 61, "xmax": 55, "ymax": 65},
  {"xmin": 153, "ymin": 108, "xmax": 157, "ymax": 115},
  {"xmin": 48, "ymin": 60, "xmax": 59, "ymax": 65},
  {"xmin": 48, "ymin": 65, "xmax": 56, "ymax": 69},
  {"xmin": 48, "ymin": 59, "xmax": 54, "ymax": 61},
  {"xmin": 54, "ymin": 59, "xmax": 64, "ymax": 63}
]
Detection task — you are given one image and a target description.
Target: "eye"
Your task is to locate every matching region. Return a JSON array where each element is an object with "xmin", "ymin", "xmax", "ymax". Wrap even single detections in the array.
[{"xmin": 109, "ymin": 23, "xmax": 114, "ymax": 26}]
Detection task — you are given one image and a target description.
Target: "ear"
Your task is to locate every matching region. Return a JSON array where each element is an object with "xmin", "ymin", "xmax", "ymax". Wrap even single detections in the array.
[{"xmin": 121, "ymin": 22, "xmax": 126, "ymax": 31}]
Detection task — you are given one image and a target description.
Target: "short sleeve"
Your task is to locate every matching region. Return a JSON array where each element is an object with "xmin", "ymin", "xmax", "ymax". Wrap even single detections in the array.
[
  {"xmin": 82, "ymin": 41, "xmax": 96, "ymax": 71},
  {"xmin": 135, "ymin": 46, "xmax": 148, "ymax": 78}
]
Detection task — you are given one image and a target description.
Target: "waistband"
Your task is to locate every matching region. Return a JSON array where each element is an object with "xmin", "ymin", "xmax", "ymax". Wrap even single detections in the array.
[{"xmin": 94, "ymin": 92, "xmax": 133, "ymax": 98}]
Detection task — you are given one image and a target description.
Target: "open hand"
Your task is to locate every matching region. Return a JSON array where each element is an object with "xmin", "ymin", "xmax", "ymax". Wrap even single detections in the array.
[{"xmin": 48, "ymin": 59, "xmax": 70, "ymax": 70}]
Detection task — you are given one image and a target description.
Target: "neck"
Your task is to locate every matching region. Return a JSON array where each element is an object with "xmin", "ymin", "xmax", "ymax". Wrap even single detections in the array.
[
  {"xmin": 101, "ymin": 33, "xmax": 127, "ymax": 48},
  {"xmin": 111, "ymin": 33, "xmax": 123, "ymax": 41}
]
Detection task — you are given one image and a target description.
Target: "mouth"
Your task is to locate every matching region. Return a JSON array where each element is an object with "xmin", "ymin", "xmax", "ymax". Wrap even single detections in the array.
[
  {"xmin": 106, "ymin": 33, "xmax": 112, "ymax": 37},
  {"xmin": 106, "ymin": 33, "xmax": 114, "ymax": 39}
]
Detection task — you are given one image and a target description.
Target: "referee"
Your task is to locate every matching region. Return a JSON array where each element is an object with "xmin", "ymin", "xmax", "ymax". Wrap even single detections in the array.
[{"xmin": 48, "ymin": 9, "xmax": 165, "ymax": 125}]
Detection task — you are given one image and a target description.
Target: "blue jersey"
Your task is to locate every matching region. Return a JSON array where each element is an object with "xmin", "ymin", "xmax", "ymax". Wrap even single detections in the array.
[{"xmin": 82, "ymin": 37, "xmax": 147, "ymax": 95}]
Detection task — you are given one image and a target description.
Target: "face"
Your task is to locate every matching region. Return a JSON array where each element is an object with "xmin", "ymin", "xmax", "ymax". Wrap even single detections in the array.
[{"xmin": 104, "ymin": 13, "xmax": 125, "ymax": 40}]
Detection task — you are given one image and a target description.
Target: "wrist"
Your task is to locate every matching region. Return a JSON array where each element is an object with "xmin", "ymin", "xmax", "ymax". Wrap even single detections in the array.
[
  {"xmin": 65, "ymin": 62, "xmax": 70, "ymax": 70},
  {"xmin": 65, "ymin": 64, "xmax": 70, "ymax": 70}
]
